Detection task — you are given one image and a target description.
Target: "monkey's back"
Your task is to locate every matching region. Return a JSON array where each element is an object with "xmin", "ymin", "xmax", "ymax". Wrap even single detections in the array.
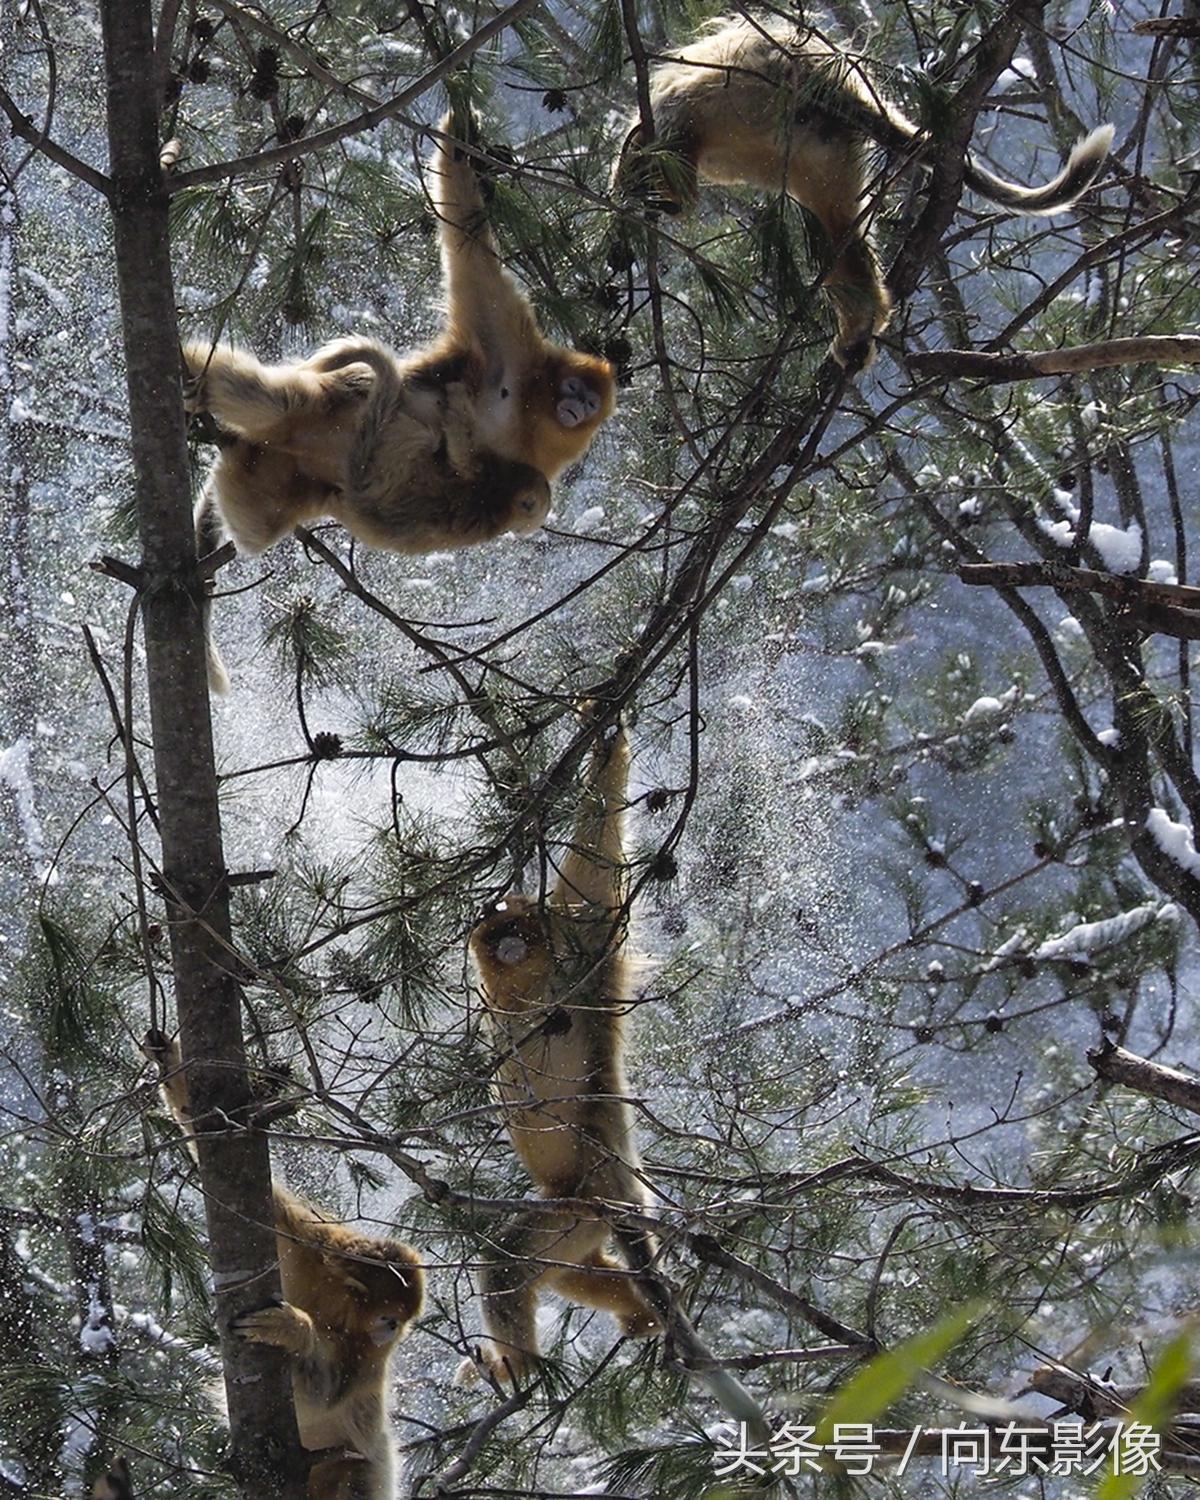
[{"xmin": 490, "ymin": 940, "xmax": 647, "ymax": 1206}]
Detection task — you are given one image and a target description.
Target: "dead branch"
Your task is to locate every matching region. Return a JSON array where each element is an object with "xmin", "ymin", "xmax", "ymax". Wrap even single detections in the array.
[
  {"xmin": 912, "ymin": 335, "xmax": 1200, "ymax": 383},
  {"xmin": 1133, "ymin": 15, "xmax": 1200, "ymax": 36},
  {"xmin": 1030, "ymin": 1362, "xmax": 1200, "ymax": 1418},
  {"xmin": 1088, "ymin": 1038, "xmax": 1200, "ymax": 1116},
  {"xmin": 959, "ymin": 561, "xmax": 1200, "ymax": 640}
]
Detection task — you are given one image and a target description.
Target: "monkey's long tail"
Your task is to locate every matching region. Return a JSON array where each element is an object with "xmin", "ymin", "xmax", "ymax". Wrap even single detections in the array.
[
  {"xmin": 962, "ymin": 124, "xmax": 1115, "ymax": 215},
  {"xmin": 618, "ymin": 1226, "xmax": 773, "ymax": 1448},
  {"xmin": 832, "ymin": 91, "xmax": 1114, "ymax": 217}
]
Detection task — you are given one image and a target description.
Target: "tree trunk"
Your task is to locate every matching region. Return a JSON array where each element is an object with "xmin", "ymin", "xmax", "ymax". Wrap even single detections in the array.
[{"xmin": 97, "ymin": 2, "xmax": 305, "ymax": 1493}]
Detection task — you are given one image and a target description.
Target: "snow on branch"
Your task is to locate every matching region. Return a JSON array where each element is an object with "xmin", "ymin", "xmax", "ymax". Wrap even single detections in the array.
[
  {"xmin": 911, "ymin": 335, "xmax": 1200, "ymax": 383},
  {"xmin": 1033, "ymin": 901, "xmax": 1177, "ymax": 962},
  {"xmin": 1146, "ymin": 807, "xmax": 1200, "ymax": 878},
  {"xmin": 960, "ymin": 562, "xmax": 1200, "ymax": 641}
]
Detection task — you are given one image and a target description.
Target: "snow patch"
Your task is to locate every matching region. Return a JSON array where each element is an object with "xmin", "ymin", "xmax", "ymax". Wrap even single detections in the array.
[
  {"xmin": 1034, "ymin": 902, "xmax": 1174, "ymax": 961},
  {"xmin": 1147, "ymin": 807, "xmax": 1200, "ymax": 878}
]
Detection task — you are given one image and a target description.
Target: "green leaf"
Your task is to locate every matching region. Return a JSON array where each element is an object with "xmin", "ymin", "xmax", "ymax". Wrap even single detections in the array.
[
  {"xmin": 813, "ymin": 1300, "xmax": 985, "ymax": 1447},
  {"xmin": 1095, "ymin": 1328, "xmax": 1191, "ymax": 1500}
]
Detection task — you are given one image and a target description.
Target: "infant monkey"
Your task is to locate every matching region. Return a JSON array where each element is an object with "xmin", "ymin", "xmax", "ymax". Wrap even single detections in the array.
[
  {"xmin": 144, "ymin": 1032, "xmax": 423, "ymax": 1500},
  {"xmin": 615, "ymin": 14, "xmax": 1113, "ymax": 369},
  {"xmin": 462, "ymin": 717, "xmax": 661, "ymax": 1384}
]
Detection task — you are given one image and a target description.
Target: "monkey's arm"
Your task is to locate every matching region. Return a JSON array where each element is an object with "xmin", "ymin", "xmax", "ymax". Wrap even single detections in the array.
[
  {"xmin": 430, "ymin": 113, "xmax": 538, "ymax": 359},
  {"xmin": 552, "ymin": 722, "xmax": 630, "ymax": 913},
  {"xmin": 141, "ymin": 1030, "xmax": 195, "ymax": 1142}
]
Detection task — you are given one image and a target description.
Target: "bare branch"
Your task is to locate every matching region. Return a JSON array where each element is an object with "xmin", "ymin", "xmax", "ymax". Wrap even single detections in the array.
[
  {"xmin": 960, "ymin": 561, "xmax": 1200, "ymax": 640},
  {"xmin": 1089, "ymin": 1038, "xmax": 1200, "ymax": 1116},
  {"xmin": 0, "ymin": 82, "xmax": 111, "ymax": 196},
  {"xmin": 912, "ymin": 335, "xmax": 1200, "ymax": 383}
]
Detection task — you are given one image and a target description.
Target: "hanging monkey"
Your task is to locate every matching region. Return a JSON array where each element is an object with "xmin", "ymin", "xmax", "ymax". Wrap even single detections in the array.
[
  {"xmin": 143, "ymin": 1032, "xmax": 423, "ymax": 1500},
  {"xmin": 613, "ymin": 14, "xmax": 1113, "ymax": 370},
  {"xmin": 185, "ymin": 111, "xmax": 617, "ymax": 690},
  {"xmin": 461, "ymin": 716, "xmax": 662, "ymax": 1384}
]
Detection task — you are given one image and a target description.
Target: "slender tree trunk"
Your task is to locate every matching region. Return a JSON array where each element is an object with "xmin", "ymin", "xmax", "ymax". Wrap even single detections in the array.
[{"xmin": 97, "ymin": 2, "xmax": 305, "ymax": 1493}]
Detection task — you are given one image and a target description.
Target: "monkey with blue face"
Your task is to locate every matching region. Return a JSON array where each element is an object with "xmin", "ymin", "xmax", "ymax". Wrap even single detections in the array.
[{"xmin": 185, "ymin": 111, "xmax": 617, "ymax": 691}]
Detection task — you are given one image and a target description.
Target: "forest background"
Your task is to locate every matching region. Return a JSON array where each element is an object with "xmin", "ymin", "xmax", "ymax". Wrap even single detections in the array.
[{"xmin": 3, "ymin": 0, "xmax": 1200, "ymax": 1495}]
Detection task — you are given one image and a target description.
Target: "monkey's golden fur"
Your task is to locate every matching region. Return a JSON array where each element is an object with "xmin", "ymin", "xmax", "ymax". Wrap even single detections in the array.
[
  {"xmin": 144, "ymin": 1033, "xmax": 423, "ymax": 1500},
  {"xmin": 186, "ymin": 111, "xmax": 616, "ymax": 691},
  {"xmin": 615, "ymin": 14, "xmax": 1113, "ymax": 369},
  {"xmin": 461, "ymin": 720, "xmax": 661, "ymax": 1385}
]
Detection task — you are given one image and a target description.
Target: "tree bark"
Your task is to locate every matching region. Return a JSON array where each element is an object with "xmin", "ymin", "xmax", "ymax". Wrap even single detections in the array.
[
  {"xmin": 1089, "ymin": 1038, "xmax": 1200, "ymax": 1116},
  {"xmin": 97, "ymin": 1, "xmax": 305, "ymax": 1493}
]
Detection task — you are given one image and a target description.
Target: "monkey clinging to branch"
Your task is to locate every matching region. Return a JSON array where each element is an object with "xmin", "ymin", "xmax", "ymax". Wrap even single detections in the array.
[
  {"xmin": 143, "ymin": 1032, "xmax": 424, "ymax": 1500},
  {"xmin": 614, "ymin": 14, "xmax": 1113, "ymax": 370},
  {"xmin": 184, "ymin": 111, "xmax": 616, "ymax": 691},
  {"xmin": 461, "ymin": 716, "xmax": 662, "ymax": 1385}
]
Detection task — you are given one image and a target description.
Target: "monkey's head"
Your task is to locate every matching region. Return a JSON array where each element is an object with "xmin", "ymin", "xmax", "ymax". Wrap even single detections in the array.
[
  {"xmin": 518, "ymin": 350, "xmax": 616, "ymax": 481},
  {"xmin": 469, "ymin": 895, "xmax": 555, "ymax": 1009},
  {"xmin": 335, "ymin": 1237, "xmax": 425, "ymax": 1341}
]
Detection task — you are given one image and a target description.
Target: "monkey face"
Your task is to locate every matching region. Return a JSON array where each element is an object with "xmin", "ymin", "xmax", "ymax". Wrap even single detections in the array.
[
  {"xmin": 470, "ymin": 896, "xmax": 555, "ymax": 1004},
  {"xmin": 518, "ymin": 353, "xmax": 616, "ymax": 480}
]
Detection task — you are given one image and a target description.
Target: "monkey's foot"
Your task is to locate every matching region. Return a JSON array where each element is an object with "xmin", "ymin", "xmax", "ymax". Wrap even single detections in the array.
[
  {"xmin": 454, "ymin": 1343, "xmax": 536, "ymax": 1389},
  {"xmin": 232, "ymin": 1299, "xmax": 313, "ymax": 1355}
]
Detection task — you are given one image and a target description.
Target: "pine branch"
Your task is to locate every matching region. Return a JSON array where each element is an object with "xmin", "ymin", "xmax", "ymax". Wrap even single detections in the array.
[
  {"xmin": 170, "ymin": 0, "xmax": 545, "ymax": 192},
  {"xmin": 1089, "ymin": 1038, "xmax": 1200, "ymax": 1116},
  {"xmin": 912, "ymin": 335, "xmax": 1200, "ymax": 382}
]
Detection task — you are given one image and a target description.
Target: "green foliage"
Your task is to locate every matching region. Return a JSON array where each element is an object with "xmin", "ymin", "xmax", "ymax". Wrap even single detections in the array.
[{"xmin": 813, "ymin": 1302, "xmax": 984, "ymax": 1448}]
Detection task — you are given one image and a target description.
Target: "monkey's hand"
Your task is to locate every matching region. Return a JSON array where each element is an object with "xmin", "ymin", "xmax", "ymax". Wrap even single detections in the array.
[
  {"xmin": 180, "ymin": 347, "xmax": 209, "ymax": 416},
  {"xmin": 232, "ymin": 1299, "xmax": 316, "ymax": 1358}
]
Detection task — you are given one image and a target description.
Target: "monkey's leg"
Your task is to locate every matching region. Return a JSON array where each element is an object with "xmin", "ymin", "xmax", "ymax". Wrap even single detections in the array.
[
  {"xmin": 470, "ymin": 1212, "xmax": 610, "ymax": 1384},
  {"xmin": 183, "ymin": 343, "xmax": 374, "ymax": 447},
  {"xmin": 308, "ymin": 1451, "xmax": 392, "ymax": 1500},
  {"xmin": 232, "ymin": 1300, "xmax": 318, "ymax": 1359},
  {"xmin": 546, "ymin": 1250, "xmax": 662, "ymax": 1337},
  {"xmin": 788, "ymin": 139, "xmax": 891, "ymax": 370},
  {"xmin": 207, "ymin": 442, "xmax": 339, "ymax": 556}
]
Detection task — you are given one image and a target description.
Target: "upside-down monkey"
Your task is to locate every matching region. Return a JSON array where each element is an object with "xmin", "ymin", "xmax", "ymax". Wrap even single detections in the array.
[
  {"xmin": 184, "ymin": 111, "xmax": 616, "ymax": 690},
  {"xmin": 143, "ymin": 1032, "xmax": 423, "ymax": 1500},
  {"xmin": 462, "ymin": 717, "xmax": 660, "ymax": 1384},
  {"xmin": 614, "ymin": 14, "xmax": 1113, "ymax": 369}
]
